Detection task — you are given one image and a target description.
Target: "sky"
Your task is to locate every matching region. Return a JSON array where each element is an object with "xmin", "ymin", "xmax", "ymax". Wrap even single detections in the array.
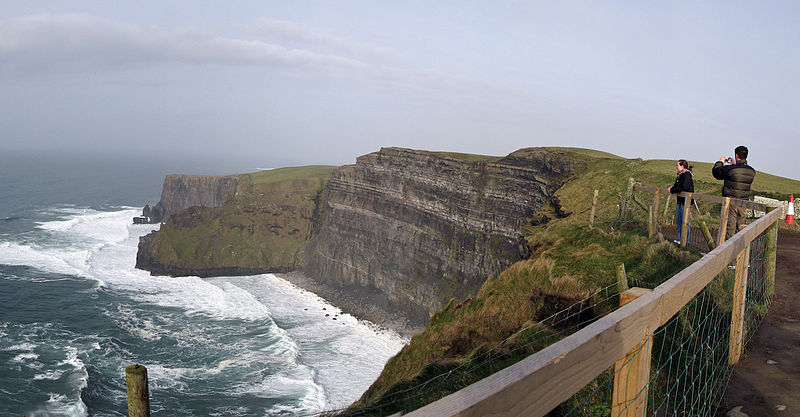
[{"xmin": 1, "ymin": 1, "xmax": 798, "ymax": 179}]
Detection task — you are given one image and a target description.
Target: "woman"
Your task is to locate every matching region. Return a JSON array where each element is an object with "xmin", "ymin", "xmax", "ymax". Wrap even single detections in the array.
[{"xmin": 668, "ymin": 159, "xmax": 694, "ymax": 243}]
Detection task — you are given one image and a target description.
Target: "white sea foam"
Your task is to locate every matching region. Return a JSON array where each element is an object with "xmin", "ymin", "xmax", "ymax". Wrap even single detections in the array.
[
  {"xmin": 31, "ymin": 392, "xmax": 88, "ymax": 417},
  {"xmin": 34, "ymin": 369, "xmax": 66, "ymax": 381},
  {"xmin": 4, "ymin": 342, "xmax": 38, "ymax": 351},
  {"xmin": 3, "ymin": 206, "xmax": 406, "ymax": 413},
  {"xmin": 10, "ymin": 352, "xmax": 39, "ymax": 363},
  {"xmin": 217, "ymin": 274, "xmax": 407, "ymax": 409},
  {"xmin": 37, "ymin": 208, "xmax": 134, "ymax": 243},
  {"xmin": 0, "ymin": 241, "xmax": 87, "ymax": 276}
]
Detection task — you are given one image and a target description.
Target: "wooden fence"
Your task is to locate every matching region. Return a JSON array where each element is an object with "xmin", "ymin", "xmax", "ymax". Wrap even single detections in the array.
[
  {"xmin": 633, "ymin": 184, "xmax": 769, "ymax": 248},
  {"xmin": 402, "ymin": 196, "xmax": 781, "ymax": 417}
]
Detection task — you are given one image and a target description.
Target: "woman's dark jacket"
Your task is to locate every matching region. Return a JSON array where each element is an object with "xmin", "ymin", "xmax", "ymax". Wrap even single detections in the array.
[{"xmin": 670, "ymin": 170, "xmax": 694, "ymax": 205}]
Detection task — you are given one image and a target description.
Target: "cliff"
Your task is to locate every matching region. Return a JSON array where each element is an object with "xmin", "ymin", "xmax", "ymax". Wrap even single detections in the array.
[
  {"xmin": 134, "ymin": 149, "xmax": 584, "ymax": 329},
  {"xmin": 135, "ymin": 166, "xmax": 334, "ymax": 276},
  {"xmin": 137, "ymin": 174, "xmax": 240, "ymax": 223},
  {"xmin": 303, "ymin": 147, "xmax": 585, "ymax": 328}
]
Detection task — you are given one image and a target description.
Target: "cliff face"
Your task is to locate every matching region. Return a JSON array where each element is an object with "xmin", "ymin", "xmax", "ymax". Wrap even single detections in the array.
[
  {"xmin": 142, "ymin": 174, "xmax": 240, "ymax": 223},
  {"xmin": 134, "ymin": 150, "xmax": 584, "ymax": 329},
  {"xmin": 135, "ymin": 167, "xmax": 334, "ymax": 277},
  {"xmin": 303, "ymin": 148, "xmax": 584, "ymax": 327}
]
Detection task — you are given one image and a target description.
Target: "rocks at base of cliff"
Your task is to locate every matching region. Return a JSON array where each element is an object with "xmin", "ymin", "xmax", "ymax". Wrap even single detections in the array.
[
  {"xmin": 280, "ymin": 271, "xmax": 422, "ymax": 337},
  {"xmin": 133, "ymin": 203, "xmax": 166, "ymax": 224}
]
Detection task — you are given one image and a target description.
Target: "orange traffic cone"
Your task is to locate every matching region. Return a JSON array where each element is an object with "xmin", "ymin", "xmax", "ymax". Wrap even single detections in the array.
[{"xmin": 786, "ymin": 194, "xmax": 795, "ymax": 225}]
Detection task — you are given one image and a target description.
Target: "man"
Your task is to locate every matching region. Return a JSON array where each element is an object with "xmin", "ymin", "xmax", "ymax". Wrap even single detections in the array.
[{"xmin": 712, "ymin": 145, "xmax": 755, "ymax": 239}]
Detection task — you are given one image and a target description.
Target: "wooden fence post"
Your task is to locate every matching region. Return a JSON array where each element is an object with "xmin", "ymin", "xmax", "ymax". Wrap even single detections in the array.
[
  {"xmin": 718, "ymin": 197, "xmax": 731, "ymax": 245},
  {"xmin": 663, "ymin": 194, "xmax": 671, "ymax": 219},
  {"xmin": 619, "ymin": 179, "xmax": 635, "ymax": 223},
  {"xmin": 611, "ymin": 287, "xmax": 654, "ymax": 417},
  {"xmin": 126, "ymin": 364, "xmax": 151, "ymax": 417},
  {"xmin": 728, "ymin": 246, "xmax": 750, "ymax": 366},
  {"xmin": 764, "ymin": 207, "xmax": 779, "ymax": 299},
  {"xmin": 650, "ymin": 189, "xmax": 661, "ymax": 237},
  {"xmin": 700, "ymin": 222, "xmax": 715, "ymax": 250},
  {"xmin": 680, "ymin": 193, "xmax": 692, "ymax": 247},
  {"xmin": 589, "ymin": 189, "xmax": 599, "ymax": 229},
  {"xmin": 617, "ymin": 263, "xmax": 628, "ymax": 293}
]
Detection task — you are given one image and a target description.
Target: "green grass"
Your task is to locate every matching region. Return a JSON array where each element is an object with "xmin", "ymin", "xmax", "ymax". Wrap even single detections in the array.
[
  {"xmin": 541, "ymin": 147, "xmax": 624, "ymax": 160},
  {"xmin": 240, "ymin": 165, "xmax": 336, "ymax": 186},
  {"xmin": 427, "ymin": 150, "xmax": 503, "ymax": 163},
  {"xmin": 145, "ymin": 165, "xmax": 333, "ymax": 272}
]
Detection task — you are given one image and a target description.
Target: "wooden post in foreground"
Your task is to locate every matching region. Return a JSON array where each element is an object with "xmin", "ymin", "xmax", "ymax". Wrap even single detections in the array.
[
  {"xmin": 589, "ymin": 189, "xmax": 599, "ymax": 229},
  {"xmin": 662, "ymin": 194, "xmax": 671, "ymax": 219},
  {"xmin": 728, "ymin": 246, "xmax": 750, "ymax": 366},
  {"xmin": 611, "ymin": 287, "xmax": 654, "ymax": 417},
  {"xmin": 764, "ymin": 207, "xmax": 779, "ymax": 300},
  {"xmin": 680, "ymin": 193, "xmax": 692, "ymax": 247},
  {"xmin": 126, "ymin": 364, "xmax": 151, "ymax": 417},
  {"xmin": 718, "ymin": 197, "xmax": 731, "ymax": 246}
]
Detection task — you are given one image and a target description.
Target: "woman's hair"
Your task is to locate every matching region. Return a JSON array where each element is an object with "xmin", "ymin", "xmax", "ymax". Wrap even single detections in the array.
[{"xmin": 678, "ymin": 159, "xmax": 693, "ymax": 171}]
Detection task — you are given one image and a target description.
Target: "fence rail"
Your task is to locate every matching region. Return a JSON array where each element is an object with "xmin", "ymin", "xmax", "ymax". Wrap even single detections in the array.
[{"xmin": 403, "ymin": 202, "xmax": 781, "ymax": 416}]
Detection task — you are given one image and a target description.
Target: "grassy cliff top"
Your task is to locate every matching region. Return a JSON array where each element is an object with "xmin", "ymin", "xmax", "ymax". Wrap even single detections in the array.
[{"xmin": 240, "ymin": 165, "xmax": 336, "ymax": 186}]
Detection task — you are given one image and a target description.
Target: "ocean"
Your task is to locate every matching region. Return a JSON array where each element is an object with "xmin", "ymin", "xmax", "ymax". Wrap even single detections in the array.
[{"xmin": 0, "ymin": 153, "xmax": 405, "ymax": 416}]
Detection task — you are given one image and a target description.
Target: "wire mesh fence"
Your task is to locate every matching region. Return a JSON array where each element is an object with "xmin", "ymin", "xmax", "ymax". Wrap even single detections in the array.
[{"xmin": 552, "ymin": 221, "xmax": 774, "ymax": 417}]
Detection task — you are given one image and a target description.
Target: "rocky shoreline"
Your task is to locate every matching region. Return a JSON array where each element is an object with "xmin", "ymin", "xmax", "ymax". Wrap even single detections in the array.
[{"xmin": 278, "ymin": 271, "xmax": 422, "ymax": 338}]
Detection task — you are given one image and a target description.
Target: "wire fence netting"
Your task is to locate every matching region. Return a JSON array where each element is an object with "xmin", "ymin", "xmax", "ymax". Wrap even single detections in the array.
[{"xmin": 555, "ymin": 219, "xmax": 773, "ymax": 417}]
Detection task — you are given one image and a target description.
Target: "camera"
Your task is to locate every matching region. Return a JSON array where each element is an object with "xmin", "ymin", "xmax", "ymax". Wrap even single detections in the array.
[{"xmin": 725, "ymin": 157, "xmax": 734, "ymax": 164}]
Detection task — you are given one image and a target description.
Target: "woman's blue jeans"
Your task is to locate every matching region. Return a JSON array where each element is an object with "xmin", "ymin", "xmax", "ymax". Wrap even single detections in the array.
[{"xmin": 675, "ymin": 202, "xmax": 690, "ymax": 242}]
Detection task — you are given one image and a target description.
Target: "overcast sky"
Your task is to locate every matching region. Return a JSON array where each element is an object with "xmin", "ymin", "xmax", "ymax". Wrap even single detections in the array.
[{"xmin": 1, "ymin": 1, "xmax": 798, "ymax": 179}]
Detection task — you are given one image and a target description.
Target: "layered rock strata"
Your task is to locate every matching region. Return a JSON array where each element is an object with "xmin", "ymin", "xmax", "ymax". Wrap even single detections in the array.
[
  {"xmin": 303, "ymin": 147, "xmax": 583, "ymax": 328},
  {"xmin": 136, "ymin": 174, "xmax": 240, "ymax": 223}
]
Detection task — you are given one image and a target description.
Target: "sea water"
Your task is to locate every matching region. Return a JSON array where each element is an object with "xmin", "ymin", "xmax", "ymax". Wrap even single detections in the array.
[{"xmin": 0, "ymin": 153, "xmax": 406, "ymax": 416}]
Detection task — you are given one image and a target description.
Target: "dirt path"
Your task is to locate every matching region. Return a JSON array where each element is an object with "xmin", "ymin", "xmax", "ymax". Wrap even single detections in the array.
[{"xmin": 718, "ymin": 231, "xmax": 800, "ymax": 416}]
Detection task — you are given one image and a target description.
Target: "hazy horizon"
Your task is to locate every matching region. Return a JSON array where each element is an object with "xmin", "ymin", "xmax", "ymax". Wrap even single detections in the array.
[{"xmin": 1, "ymin": 2, "xmax": 798, "ymax": 179}]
